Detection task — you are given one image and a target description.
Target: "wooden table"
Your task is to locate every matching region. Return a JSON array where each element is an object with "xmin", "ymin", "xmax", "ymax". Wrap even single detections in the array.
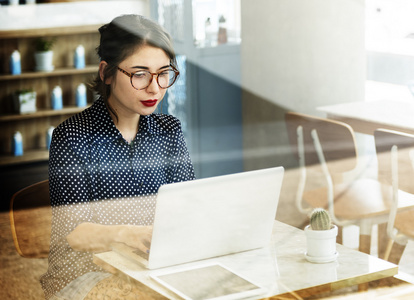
[
  {"xmin": 318, "ymin": 100, "xmax": 414, "ymax": 135},
  {"xmin": 94, "ymin": 221, "xmax": 398, "ymax": 299}
]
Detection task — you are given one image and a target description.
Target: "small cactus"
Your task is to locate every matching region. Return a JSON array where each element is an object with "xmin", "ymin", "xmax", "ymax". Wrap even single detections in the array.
[{"xmin": 310, "ymin": 208, "xmax": 332, "ymax": 230}]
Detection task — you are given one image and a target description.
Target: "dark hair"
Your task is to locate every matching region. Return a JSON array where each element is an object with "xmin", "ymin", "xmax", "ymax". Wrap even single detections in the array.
[{"xmin": 91, "ymin": 14, "xmax": 177, "ymax": 114}]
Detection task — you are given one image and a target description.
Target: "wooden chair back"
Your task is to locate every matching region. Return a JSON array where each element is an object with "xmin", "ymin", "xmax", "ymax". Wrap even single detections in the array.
[
  {"xmin": 9, "ymin": 180, "xmax": 51, "ymax": 258},
  {"xmin": 285, "ymin": 111, "xmax": 358, "ymax": 173},
  {"xmin": 374, "ymin": 129, "xmax": 414, "ymax": 194}
]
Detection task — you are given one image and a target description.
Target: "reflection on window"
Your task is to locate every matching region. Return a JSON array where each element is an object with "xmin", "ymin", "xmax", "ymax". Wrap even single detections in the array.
[
  {"xmin": 193, "ymin": 0, "xmax": 241, "ymax": 48},
  {"xmin": 365, "ymin": 0, "xmax": 414, "ymax": 102},
  {"xmin": 157, "ymin": 0, "xmax": 185, "ymax": 42},
  {"xmin": 167, "ymin": 55, "xmax": 188, "ymax": 135},
  {"xmin": 366, "ymin": 0, "xmax": 414, "ymax": 55}
]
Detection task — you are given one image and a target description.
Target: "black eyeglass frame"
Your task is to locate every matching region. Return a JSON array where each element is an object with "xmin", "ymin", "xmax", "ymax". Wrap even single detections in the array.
[{"xmin": 117, "ymin": 65, "xmax": 180, "ymax": 90}]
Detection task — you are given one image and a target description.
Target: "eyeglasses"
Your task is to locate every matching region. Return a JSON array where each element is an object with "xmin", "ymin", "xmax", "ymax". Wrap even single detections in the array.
[{"xmin": 117, "ymin": 66, "xmax": 179, "ymax": 90}]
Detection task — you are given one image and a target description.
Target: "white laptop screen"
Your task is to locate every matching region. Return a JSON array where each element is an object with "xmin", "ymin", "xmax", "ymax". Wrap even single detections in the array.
[{"xmin": 147, "ymin": 166, "xmax": 284, "ymax": 269}]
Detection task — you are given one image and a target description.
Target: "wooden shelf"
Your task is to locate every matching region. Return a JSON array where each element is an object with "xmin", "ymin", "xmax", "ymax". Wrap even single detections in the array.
[
  {"xmin": 0, "ymin": 106, "xmax": 90, "ymax": 123},
  {"xmin": 0, "ymin": 65, "xmax": 98, "ymax": 81},
  {"xmin": 0, "ymin": 24, "xmax": 102, "ymax": 39},
  {"xmin": 0, "ymin": 149, "xmax": 49, "ymax": 167}
]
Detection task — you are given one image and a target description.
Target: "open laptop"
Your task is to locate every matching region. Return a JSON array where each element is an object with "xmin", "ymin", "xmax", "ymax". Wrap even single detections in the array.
[{"xmin": 112, "ymin": 166, "xmax": 284, "ymax": 270}]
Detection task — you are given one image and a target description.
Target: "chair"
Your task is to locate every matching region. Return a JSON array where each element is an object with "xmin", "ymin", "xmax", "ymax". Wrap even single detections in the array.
[
  {"xmin": 285, "ymin": 111, "xmax": 413, "ymax": 255},
  {"xmin": 9, "ymin": 180, "xmax": 51, "ymax": 258},
  {"xmin": 374, "ymin": 128, "xmax": 414, "ymax": 264}
]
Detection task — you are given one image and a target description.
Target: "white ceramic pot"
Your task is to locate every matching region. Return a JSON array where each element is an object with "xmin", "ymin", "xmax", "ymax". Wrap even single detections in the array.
[
  {"xmin": 304, "ymin": 224, "xmax": 338, "ymax": 263},
  {"xmin": 34, "ymin": 51, "xmax": 54, "ymax": 72},
  {"xmin": 13, "ymin": 91, "xmax": 37, "ymax": 114}
]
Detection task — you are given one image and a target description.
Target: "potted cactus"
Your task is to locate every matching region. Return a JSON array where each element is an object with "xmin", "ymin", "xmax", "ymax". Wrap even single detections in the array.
[{"xmin": 304, "ymin": 208, "xmax": 338, "ymax": 263}]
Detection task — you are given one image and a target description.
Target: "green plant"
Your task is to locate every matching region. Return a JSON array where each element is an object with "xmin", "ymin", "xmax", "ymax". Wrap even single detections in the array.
[
  {"xmin": 16, "ymin": 88, "xmax": 34, "ymax": 94},
  {"xmin": 309, "ymin": 208, "xmax": 332, "ymax": 230},
  {"xmin": 35, "ymin": 38, "xmax": 55, "ymax": 52}
]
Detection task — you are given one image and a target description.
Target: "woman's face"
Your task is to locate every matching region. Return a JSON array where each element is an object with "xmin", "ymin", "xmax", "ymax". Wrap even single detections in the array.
[{"xmin": 104, "ymin": 44, "xmax": 171, "ymax": 119}]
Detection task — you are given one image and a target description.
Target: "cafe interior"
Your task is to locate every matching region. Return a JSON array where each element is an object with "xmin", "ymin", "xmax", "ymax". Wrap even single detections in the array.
[{"xmin": 1, "ymin": 0, "xmax": 414, "ymax": 299}]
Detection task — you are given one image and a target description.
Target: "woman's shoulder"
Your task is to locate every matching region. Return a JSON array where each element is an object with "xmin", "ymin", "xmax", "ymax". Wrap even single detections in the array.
[
  {"xmin": 52, "ymin": 103, "xmax": 104, "ymax": 154},
  {"xmin": 56, "ymin": 99, "xmax": 106, "ymax": 135},
  {"xmin": 57, "ymin": 106, "xmax": 94, "ymax": 135}
]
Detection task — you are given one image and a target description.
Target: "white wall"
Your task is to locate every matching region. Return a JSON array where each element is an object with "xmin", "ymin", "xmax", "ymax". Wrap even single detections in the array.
[
  {"xmin": 0, "ymin": 1, "xmax": 150, "ymax": 30},
  {"xmin": 241, "ymin": 0, "xmax": 366, "ymax": 115}
]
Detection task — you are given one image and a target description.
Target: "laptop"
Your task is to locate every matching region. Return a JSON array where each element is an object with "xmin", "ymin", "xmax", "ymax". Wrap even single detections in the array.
[{"xmin": 112, "ymin": 166, "xmax": 284, "ymax": 270}]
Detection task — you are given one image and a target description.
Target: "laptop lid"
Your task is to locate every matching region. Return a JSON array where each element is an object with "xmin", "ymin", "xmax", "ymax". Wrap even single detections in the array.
[{"xmin": 147, "ymin": 166, "xmax": 284, "ymax": 269}]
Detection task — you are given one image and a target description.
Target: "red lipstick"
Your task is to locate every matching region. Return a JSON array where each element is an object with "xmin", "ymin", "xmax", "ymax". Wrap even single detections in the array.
[{"xmin": 141, "ymin": 99, "xmax": 158, "ymax": 107}]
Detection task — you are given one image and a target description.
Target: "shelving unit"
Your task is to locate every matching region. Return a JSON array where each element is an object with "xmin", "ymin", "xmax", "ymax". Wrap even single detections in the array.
[
  {"xmin": 0, "ymin": 65, "xmax": 98, "ymax": 81},
  {"xmin": 0, "ymin": 106, "xmax": 90, "ymax": 122},
  {"xmin": 0, "ymin": 24, "xmax": 101, "ymax": 166},
  {"xmin": 0, "ymin": 149, "xmax": 50, "ymax": 167}
]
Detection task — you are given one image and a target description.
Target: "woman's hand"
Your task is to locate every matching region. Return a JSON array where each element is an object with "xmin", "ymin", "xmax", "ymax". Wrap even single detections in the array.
[
  {"xmin": 117, "ymin": 224, "xmax": 152, "ymax": 253},
  {"xmin": 66, "ymin": 222, "xmax": 152, "ymax": 253}
]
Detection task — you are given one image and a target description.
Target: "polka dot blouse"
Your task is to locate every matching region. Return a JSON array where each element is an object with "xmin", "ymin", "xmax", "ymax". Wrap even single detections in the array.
[{"xmin": 40, "ymin": 97, "xmax": 195, "ymax": 299}]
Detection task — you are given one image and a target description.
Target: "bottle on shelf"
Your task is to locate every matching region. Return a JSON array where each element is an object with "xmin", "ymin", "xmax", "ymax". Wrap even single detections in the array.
[
  {"xmin": 76, "ymin": 83, "xmax": 87, "ymax": 107},
  {"xmin": 204, "ymin": 17, "xmax": 217, "ymax": 47},
  {"xmin": 9, "ymin": 50, "xmax": 21, "ymax": 75},
  {"xmin": 74, "ymin": 45, "xmax": 85, "ymax": 69},
  {"xmin": 46, "ymin": 126, "xmax": 55, "ymax": 150},
  {"xmin": 218, "ymin": 15, "xmax": 228, "ymax": 45},
  {"xmin": 12, "ymin": 131, "xmax": 23, "ymax": 156},
  {"xmin": 51, "ymin": 86, "xmax": 63, "ymax": 110}
]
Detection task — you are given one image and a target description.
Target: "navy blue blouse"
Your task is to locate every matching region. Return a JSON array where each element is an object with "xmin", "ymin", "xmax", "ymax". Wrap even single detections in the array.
[{"xmin": 41, "ymin": 98, "xmax": 195, "ymax": 298}]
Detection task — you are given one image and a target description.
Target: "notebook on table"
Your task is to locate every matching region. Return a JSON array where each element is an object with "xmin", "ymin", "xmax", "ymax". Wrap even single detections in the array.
[{"xmin": 112, "ymin": 166, "xmax": 284, "ymax": 270}]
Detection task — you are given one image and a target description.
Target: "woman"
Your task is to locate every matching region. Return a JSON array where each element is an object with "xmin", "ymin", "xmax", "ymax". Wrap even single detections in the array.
[{"xmin": 41, "ymin": 15, "xmax": 195, "ymax": 299}]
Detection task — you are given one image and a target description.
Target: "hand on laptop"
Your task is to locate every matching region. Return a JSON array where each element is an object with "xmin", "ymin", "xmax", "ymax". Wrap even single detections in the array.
[{"xmin": 118, "ymin": 225, "xmax": 152, "ymax": 254}]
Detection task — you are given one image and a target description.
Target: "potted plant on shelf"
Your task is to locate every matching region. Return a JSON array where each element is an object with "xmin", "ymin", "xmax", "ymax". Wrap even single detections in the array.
[
  {"xmin": 13, "ymin": 88, "xmax": 37, "ymax": 114},
  {"xmin": 304, "ymin": 208, "xmax": 338, "ymax": 263},
  {"xmin": 34, "ymin": 38, "xmax": 55, "ymax": 72}
]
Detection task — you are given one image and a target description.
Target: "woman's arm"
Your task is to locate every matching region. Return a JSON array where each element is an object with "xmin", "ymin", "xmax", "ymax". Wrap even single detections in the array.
[
  {"xmin": 50, "ymin": 123, "xmax": 153, "ymax": 254},
  {"xmin": 66, "ymin": 222, "xmax": 152, "ymax": 253}
]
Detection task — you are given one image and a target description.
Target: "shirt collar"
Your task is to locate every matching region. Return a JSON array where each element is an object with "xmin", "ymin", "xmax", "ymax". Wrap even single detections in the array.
[{"xmin": 89, "ymin": 98, "xmax": 166, "ymax": 145}]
